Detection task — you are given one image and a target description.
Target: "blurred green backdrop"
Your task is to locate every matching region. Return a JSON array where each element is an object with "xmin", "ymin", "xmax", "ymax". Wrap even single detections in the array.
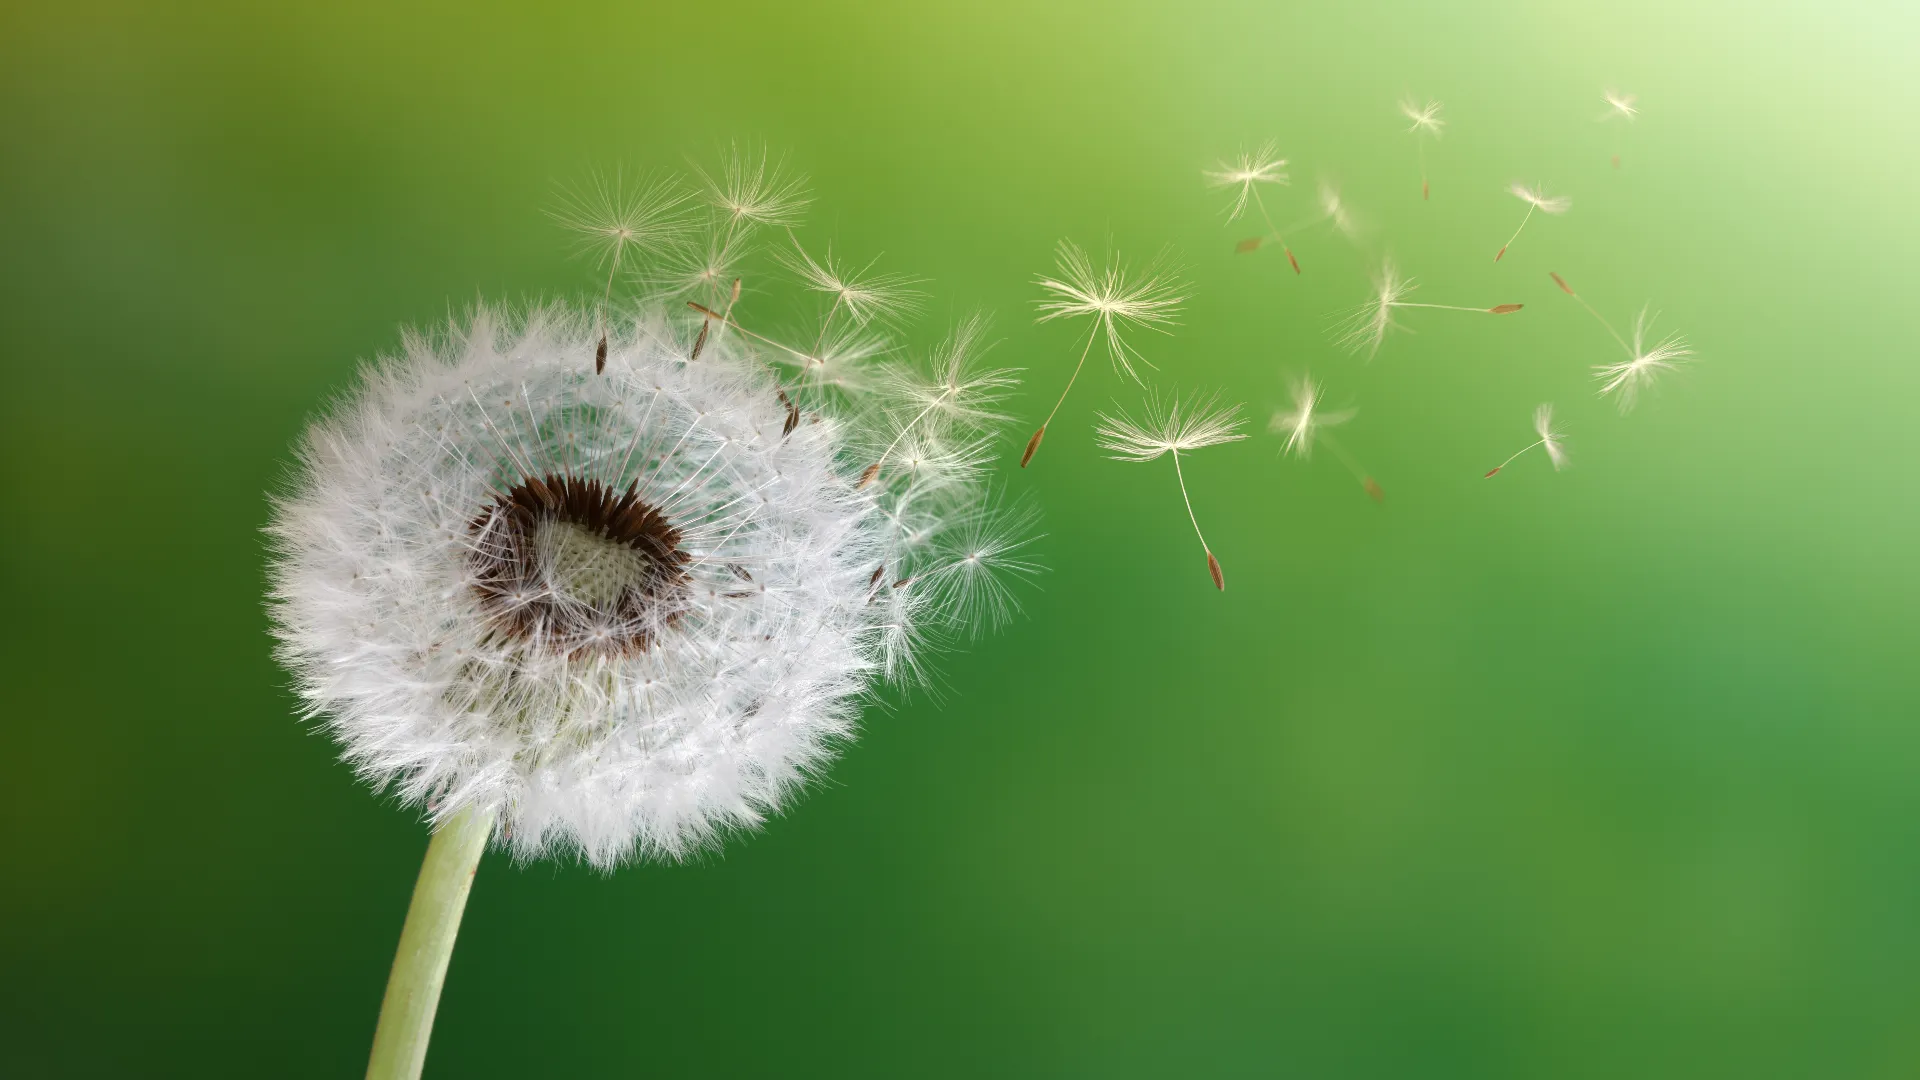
[{"xmin": 5, "ymin": 1, "xmax": 1919, "ymax": 1076}]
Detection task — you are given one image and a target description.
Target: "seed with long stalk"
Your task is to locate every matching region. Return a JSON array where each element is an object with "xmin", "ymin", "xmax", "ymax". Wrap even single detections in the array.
[
  {"xmin": 1400, "ymin": 98, "xmax": 1445, "ymax": 200},
  {"xmin": 862, "ymin": 316, "xmax": 1019, "ymax": 488},
  {"xmin": 1551, "ymin": 271, "xmax": 1694, "ymax": 413},
  {"xmin": 1495, "ymin": 183, "xmax": 1571, "ymax": 262},
  {"xmin": 1338, "ymin": 258, "xmax": 1523, "ymax": 360},
  {"xmin": 1270, "ymin": 374, "xmax": 1382, "ymax": 502},
  {"xmin": 1095, "ymin": 393, "xmax": 1247, "ymax": 590},
  {"xmin": 550, "ymin": 171, "xmax": 692, "ymax": 372},
  {"xmin": 1484, "ymin": 403, "xmax": 1569, "ymax": 477},
  {"xmin": 1206, "ymin": 143, "xmax": 1302, "ymax": 271},
  {"xmin": 1599, "ymin": 89, "xmax": 1638, "ymax": 168},
  {"xmin": 1024, "ymin": 241, "xmax": 1187, "ymax": 467}
]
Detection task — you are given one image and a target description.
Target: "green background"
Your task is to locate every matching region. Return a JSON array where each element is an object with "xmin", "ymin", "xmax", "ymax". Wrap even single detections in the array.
[{"xmin": 4, "ymin": 1, "xmax": 1918, "ymax": 1076}]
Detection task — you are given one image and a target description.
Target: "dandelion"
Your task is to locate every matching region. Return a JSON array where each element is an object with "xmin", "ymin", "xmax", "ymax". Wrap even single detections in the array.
[
  {"xmin": 1495, "ymin": 183, "xmax": 1571, "ymax": 262},
  {"xmin": 1483, "ymin": 403, "xmax": 1569, "ymax": 477},
  {"xmin": 1270, "ymin": 374, "xmax": 1382, "ymax": 502},
  {"xmin": 270, "ymin": 170, "xmax": 1028, "ymax": 1077},
  {"xmin": 549, "ymin": 170, "xmax": 692, "ymax": 371},
  {"xmin": 1550, "ymin": 271, "xmax": 1693, "ymax": 413},
  {"xmin": 1600, "ymin": 89, "xmax": 1639, "ymax": 168},
  {"xmin": 1338, "ymin": 258, "xmax": 1523, "ymax": 360},
  {"xmin": 1022, "ymin": 241, "xmax": 1188, "ymax": 467},
  {"xmin": 1095, "ymin": 393, "xmax": 1247, "ymax": 590},
  {"xmin": 1400, "ymin": 97, "xmax": 1445, "ymax": 200},
  {"xmin": 1206, "ymin": 142, "xmax": 1303, "ymax": 271}
]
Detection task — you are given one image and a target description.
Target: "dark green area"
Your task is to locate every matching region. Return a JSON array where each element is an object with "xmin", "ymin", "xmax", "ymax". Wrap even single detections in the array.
[{"xmin": 4, "ymin": 1, "xmax": 1917, "ymax": 1076}]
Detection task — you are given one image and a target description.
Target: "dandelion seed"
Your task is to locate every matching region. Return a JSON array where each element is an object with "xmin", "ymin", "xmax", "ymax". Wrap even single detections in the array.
[
  {"xmin": 1023, "ymin": 241, "xmax": 1187, "ymax": 467},
  {"xmin": 1206, "ymin": 143, "xmax": 1300, "ymax": 268},
  {"xmin": 1599, "ymin": 89, "xmax": 1639, "ymax": 167},
  {"xmin": 1270, "ymin": 374, "xmax": 1381, "ymax": 501},
  {"xmin": 1095, "ymin": 393, "xmax": 1246, "ymax": 590},
  {"xmin": 1484, "ymin": 403, "xmax": 1568, "ymax": 477},
  {"xmin": 1337, "ymin": 258, "xmax": 1523, "ymax": 360},
  {"xmin": 866, "ymin": 316, "xmax": 1020, "ymax": 484},
  {"xmin": 888, "ymin": 499, "xmax": 1043, "ymax": 634},
  {"xmin": 549, "ymin": 171, "xmax": 693, "ymax": 372},
  {"xmin": 1495, "ymin": 183, "xmax": 1571, "ymax": 262},
  {"xmin": 1400, "ymin": 97, "xmax": 1445, "ymax": 200},
  {"xmin": 1549, "ymin": 272, "xmax": 1693, "ymax": 413},
  {"xmin": 1273, "ymin": 180, "xmax": 1361, "ymax": 247},
  {"xmin": 781, "ymin": 235, "xmax": 925, "ymax": 356}
]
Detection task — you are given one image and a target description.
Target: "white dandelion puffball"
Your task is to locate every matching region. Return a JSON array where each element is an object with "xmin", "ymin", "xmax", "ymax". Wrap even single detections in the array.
[{"xmin": 268, "ymin": 305, "xmax": 1027, "ymax": 867}]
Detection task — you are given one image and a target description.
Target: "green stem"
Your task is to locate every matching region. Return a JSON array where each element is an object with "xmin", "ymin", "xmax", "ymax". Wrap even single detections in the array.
[{"xmin": 366, "ymin": 806, "xmax": 495, "ymax": 1080}]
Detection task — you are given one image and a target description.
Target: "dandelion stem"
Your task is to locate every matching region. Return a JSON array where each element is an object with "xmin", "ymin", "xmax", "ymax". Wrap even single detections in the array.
[
  {"xmin": 1170, "ymin": 451, "xmax": 1222, "ymax": 589},
  {"xmin": 365, "ymin": 807, "xmax": 495, "ymax": 1080},
  {"xmin": 1253, "ymin": 192, "xmax": 1300, "ymax": 273},
  {"xmin": 1320, "ymin": 431, "xmax": 1368, "ymax": 485},
  {"xmin": 1033, "ymin": 319, "xmax": 1103, "ymax": 435},
  {"xmin": 1497, "ymin": 205, "xmax": 1535, "ymax": 261},
  {"xmin": 1395, "ymin": 302, "xmax": 1500, "ymax": 314},
  {"xmin": 1485, "ymin": 438, "xmax": 1544, "ymax": 477},
  {"xmin": 1573, "ymin": 297, "xmax": 1631, "ymax": 355},
  {"xmin": 687, "ymin": 303, "xmax": 813, "ymax": 364}
]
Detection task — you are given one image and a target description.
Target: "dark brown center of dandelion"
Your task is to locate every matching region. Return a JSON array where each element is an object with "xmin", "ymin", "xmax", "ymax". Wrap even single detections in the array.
[{"xmin": 468, "ymin": 474, "xmax": 691, "ymax": 657}]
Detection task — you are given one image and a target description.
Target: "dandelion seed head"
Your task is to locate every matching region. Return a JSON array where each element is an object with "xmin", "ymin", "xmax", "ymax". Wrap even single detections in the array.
[
  {"xmin": 1603, "ymin": 90, "xmax": 1639, "ymax": 121},
  {"xmin": 1269, "ymin": 374, "xmax": 1354, "ymax": 459},
  {"xmin": 1400, "ymin": 97, "xmax": 1446, "ymax": 138},
  {"xmin": 782, "ymin": 240, "xmax": 926, "ymax": 327},
  {"xmin": 1337, "ymin": 258, "xmax": 1414, "ymax": 358},
  {"xmin": 1509, "ymin": 183, "xmax": 1572, "ymax": 214},
  {"xmin": 550, "ymin": 172, "xmax": 693, "ymax": 270},
  {"xmin": 696, "ymin": 142, "xmax": 812, "ymax": 229},
  {"xmin": 267, "ymin": 297, "xmax": 1028, "ymax": 868},
  {"xmin": 1205, "ymin": 142, "xmax": 1289, "ymax": 221},
  {"xmin": 1318, "ymin": 180, "xmax": 1358, "ymax": 238},
  {"xmin": 1035, "ymin": 240, "xmax": 1188, "ymax": 382},
  {"xmin": 1095, "ymin": 392, "xmax": 1248, "ymax": 462},
  {"xmin": 1595, "ymin": 307, "xmax": 1692, "ymax": 412},
  {"xmin": 1534, "ymin": 403, "xmax": 1570, "ymax": 470}
]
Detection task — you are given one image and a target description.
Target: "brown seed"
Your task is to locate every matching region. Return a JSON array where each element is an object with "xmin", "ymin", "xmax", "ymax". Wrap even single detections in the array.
[
  {"xmin": 1422, "ymin": 179, "xmax": 1429, "ymax": 201},
  {"xmin": 1489, "ymin": 303, "xmax": 1524, "ymax": 315},
  {"xmin": 727, "ymin": 562, "xmax": 753, "ymax": 582},
  {"xmin": 728, "ymin": 277, "xmax": 742, "ymax": 304},
  {"xmin": 1494, "ymin": 245, "xmax": 1508, "ymax": 262},
  {"xmin": 1550, "ymin": 272, "xmax": 1575, "ymax": 296},
  {"xmin": 858, "ymin": 463, "xmax": 881, "ymax": 489},
  {"xmin": 1363, "ymin": 477, "xmax": 1384, "ymax": 503},
  {"xmin": 689, "ymin": 319, "xmax": 710, "ymax": 360},
  {"xmin": 869, "ymin": 565, "xmax": 885, "ymax": 590},
  {"xmin": 1611, "ymin": 154, "xmax": 1621, "ymax": 170},
  {"xmin": 1019, "ymin": 426, "xmax": 1046, "ymax": 469},
  {"xmin": 1483, "ymin": 466, "xmax": 1502, "ymax": 478},
  {"xmin": 1206, "ymin": 550, "xmax": 1225, "ymax": 591},
  {"xmin": 688, "ymin": 301, "xmax": 720, "ymax": 318},
  {"xmin": 1285, "ymin": 248, "xmax": 1301, "ymax": 275},
  {"xmin": 892, "ymin": 578, "xmax": 911, "ymax": 590},
  {"xmin": 1235, "ymin": 237, "xmax": 1264, "ymax": 254},
  {"xmin": 595, "ymin": 335, "xmax": 608, "ymax": 374},
  {"xmin": 783, "ymin": 403, "xmax": 800, "ymax": 437}
]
